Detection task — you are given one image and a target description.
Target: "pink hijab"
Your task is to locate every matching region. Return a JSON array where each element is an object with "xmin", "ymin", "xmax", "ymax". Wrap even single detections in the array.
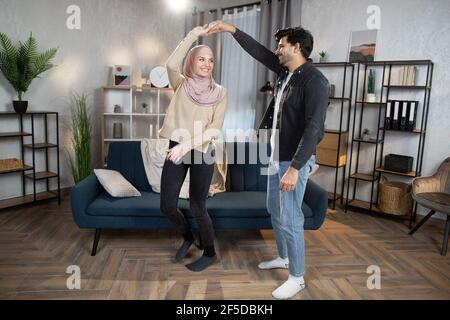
[{"xmin": 182, "ymin": 45, "xmax": 226, "ymax": 107}]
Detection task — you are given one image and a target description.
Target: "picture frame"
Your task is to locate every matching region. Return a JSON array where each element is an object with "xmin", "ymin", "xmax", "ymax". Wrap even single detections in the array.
[{"xmin": 348, "ymin": 30, "xmax": 378, "ymax": 63}]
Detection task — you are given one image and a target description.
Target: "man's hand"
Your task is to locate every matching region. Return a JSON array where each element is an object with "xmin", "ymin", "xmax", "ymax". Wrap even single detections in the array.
[
  {"xmin": 207, "ymin": 20, "xmax": 236, "ymax": 34},
  {"xmin": 191, "ymin": 24, "xmax": 212, "ymax": 37},
  {"xmin": 279, "ymin": 167, "xmax": 299, "ymax": 192}
]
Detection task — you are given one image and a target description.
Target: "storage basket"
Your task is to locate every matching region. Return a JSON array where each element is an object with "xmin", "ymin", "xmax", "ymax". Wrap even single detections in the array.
[
  {"xmin": 0, "ymin": 158, "xmax": 23, "ymax": 171},
  {"xmin": 378, "ymin": 176, "xmax": 412, "ymax": 215}
]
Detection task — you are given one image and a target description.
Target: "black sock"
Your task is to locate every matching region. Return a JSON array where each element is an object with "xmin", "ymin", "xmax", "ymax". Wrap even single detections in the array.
[
  {"xmin": 185, "ymin": 255, "xmax": 217, "ymax": 272},
  {"xmin": 182, "ymin": 231, "xmax": 194, "ymax": 242},
  {"xmin": 176, "ymin": 239, "xmax": 194, "ymax": 262},
  {"xmin": 203, "ymin": 245, "xmax": 215, "ymax": 257}
]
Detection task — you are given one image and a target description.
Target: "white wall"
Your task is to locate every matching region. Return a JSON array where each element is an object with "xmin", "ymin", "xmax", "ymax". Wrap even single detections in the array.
[
  {"xmin": 0, "ymin": 0, "xmax": 249, "ymax": 200},
  {"xmin": 303, "ymin": 0, "xmax": 450, "ymax": 217}
]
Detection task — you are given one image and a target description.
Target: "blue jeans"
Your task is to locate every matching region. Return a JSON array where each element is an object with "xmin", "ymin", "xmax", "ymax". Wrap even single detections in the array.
[{"xmin": 266, "ymin": 155, "xmax": 315, "ymax": 277}]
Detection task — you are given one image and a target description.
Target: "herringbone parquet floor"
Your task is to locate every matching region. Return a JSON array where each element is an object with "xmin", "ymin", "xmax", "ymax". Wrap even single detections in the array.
[{"xmin": 0, "ymin": 191, "xmax": 449, "ymax": 300}]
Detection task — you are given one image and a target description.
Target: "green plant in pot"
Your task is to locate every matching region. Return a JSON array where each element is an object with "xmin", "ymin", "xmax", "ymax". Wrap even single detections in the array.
[
  {"xmin": 319, "ymin": 51, "xmax": 327, "ymax": 63},
  {"xmin": 362, "ymin": 128, "xmax": 370, "ymax": 141},
  {"xmin": 367, "ymin": 69, "xmax": 376, "ymax": 102},
  {"xmin": 67, "ymin": 93, "xmax": 92, "ymax": 184},
  {"xmin": 0, "ymin": 32, "xmax": 58, "ymax": 113}
]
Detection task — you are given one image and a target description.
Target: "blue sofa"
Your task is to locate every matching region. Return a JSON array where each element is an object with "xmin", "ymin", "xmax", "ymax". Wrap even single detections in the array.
[{"xmin": 71, "ymin": 142, "xmax": 328, "ymax": 255}]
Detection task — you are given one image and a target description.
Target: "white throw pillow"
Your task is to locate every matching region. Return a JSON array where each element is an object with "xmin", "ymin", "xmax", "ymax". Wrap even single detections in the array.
[{"xmin": 94, "ymin": 169, "xmax": 141, "ymax": 197}]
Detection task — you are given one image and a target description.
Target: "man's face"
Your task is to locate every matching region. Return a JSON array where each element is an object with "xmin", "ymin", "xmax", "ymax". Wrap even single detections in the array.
[{"xmin": 275, "ymin": 36, "xmax": 298, "ymax": 66}]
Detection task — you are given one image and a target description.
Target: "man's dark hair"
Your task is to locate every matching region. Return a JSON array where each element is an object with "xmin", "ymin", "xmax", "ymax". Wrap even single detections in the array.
[{"xmin": 275, "ymin": 27, "xmax": 314, "ymax": 59}]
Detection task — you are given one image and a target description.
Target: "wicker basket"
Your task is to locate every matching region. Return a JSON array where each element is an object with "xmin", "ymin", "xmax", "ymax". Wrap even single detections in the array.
[
  {"xmin": 0, "ymin": 158, "xmax": 23, "ymax": 171},
  {"xmin": 378, "ymin": 176, "xmax": 412, "ymax": 215}
]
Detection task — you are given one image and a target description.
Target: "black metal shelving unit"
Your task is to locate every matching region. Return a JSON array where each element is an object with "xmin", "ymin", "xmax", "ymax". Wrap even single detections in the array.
[
  {"xmin": 314, "ymin": 62, "xmax": 354, "ymax": 209},
  {"xmin": 0, "ymin": 111, "xmax": 61, "ymax": 210},
  {"xmin": 345, "ymin": 60, "xmax": 434, "ymax": 226}
]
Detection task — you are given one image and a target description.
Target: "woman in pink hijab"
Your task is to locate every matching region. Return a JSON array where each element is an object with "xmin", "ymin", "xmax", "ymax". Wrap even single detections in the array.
[{"xmin": 159, "ymin": 25, "xmax": 227, "ymax": 272}]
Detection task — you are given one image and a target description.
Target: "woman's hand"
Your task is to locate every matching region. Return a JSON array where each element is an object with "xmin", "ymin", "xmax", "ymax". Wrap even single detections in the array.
[
  {"xmin": 207, "ymin": 20, "xmax": 236, "ymax": 34},
  {"xmin": 166, "ymin": 144, "xmax": 187, "ymax": 164},
  {"xmin": 191, "ymin": 24, "xmax": 211, "ymax": 37}
]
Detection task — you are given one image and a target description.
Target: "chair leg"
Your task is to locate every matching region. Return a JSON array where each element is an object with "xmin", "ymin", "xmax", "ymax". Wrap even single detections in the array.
[
  {"xmin": 409, "ymin": 210, "xmax": 435, "ymax": 235},
  {"xmin": 441, "ymin": 216, "xmax": 450, "ymax": 256},
  {"xmin": 91, "ymin": 229, "xmax": 102, "ymax": 256}
]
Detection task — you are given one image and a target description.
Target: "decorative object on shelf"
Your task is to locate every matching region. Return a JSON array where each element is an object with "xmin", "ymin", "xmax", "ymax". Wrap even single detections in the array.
[
  {"xmin": 349, "ymin": 30, "xmax": 377, "ymax": 62},
  {"xmin": 316, "ymin": 131, "xmax": 348, "ymax": 167},
  {"xmin": 0, "ymin": 158, "xmax": 23, "ymax": 171},
  {"xmin": 260, "ymin": 81, "xmax": 274, "ymax": 95},
  {"xmin": 384, "ymin": 154, "xmax": 413, "ymax": 173},
  {"xmin": 113, "ymin": 123, "xmax": 123, "ymax": 139},
  {"xmin": 68, "ymin": 93, "xmax": 92, "ymax": 184},
  {"xmin": 378, "ymin": 176, "xmax": 412, "ymax": 216},
  {"xmin": 319, "ymin": 51, "xmax": 327, "ymax": 63},
  {"xmin": 367, "ymin": 69, "xmax": 376, "ymax": 102},
  {"xmin": 150, "ymin": 66, "xmax": 169, "ymax": 88},
  {"xmin": 113, "ymin": 65, "xmax": 131, "ymax": 86},
  {"xmin": 113, "ymin": 104, "xmax": 122, "ymax": 113},
  {"xmin": 0, "ymin": 32, "xmax": 58, "ymax": 113},
  {"xmin": 141, "ymin": 66, "xmax": 151, "ymax": 87},
  {"xmin": 141, "ymin": 102, "xmax": 148, "ymax": 113},
  {"xmin": 149, "ymin": 124, "xmax": 154, "ymax": 138},
  {"xmin": 328, "ymin": 84, "xmax": 335, "ymax": 97},
  {"xmin": 362, "ymin": 128, "xmax": 370, "ymax": 141}
]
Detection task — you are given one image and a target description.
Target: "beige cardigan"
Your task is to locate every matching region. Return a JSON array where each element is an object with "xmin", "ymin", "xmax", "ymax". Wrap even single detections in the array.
[{"xmin": 159, "ymin": 31, "xmax": 228, "ymax": 195}]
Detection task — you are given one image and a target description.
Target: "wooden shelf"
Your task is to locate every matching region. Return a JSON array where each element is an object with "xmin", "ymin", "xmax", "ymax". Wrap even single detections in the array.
[
  {"xmin": 317, "ymin": 162, "xmax": 346, "ymax": 169},
  {"xmin": 328, "ymin": 192, "xmax": 342, "ymax": 201},
  {"xmin": 0, "ymin": 165, "xmax": 33, "ymax": 175},
  {"xmin": 0, "ymin": 191, "xmax": 57, "ymax": 210},
  {"xmin": 382, "ymin": 128, "xmax": 423, "ymax": 134},
  {"xmin": 0, "ymin": 132, "xmax": 32, "ymax": 138},
  {"xmin": 347, "ymin": 199, "xmax": 382, "ymax": 213},
  {"xmin": 350, "ymin": 173, "xmax": 378, "ymax": 182},
  {"xmin": 329, "ymin": 97, "xmax": 351, "ymax": 101},
  {"xmin": 376, "ymin": 167, "xmax": 417, "ymax": 177},
  {"xmin": 132, "ymin": 113, "xmax": 166, "ymax": 117},
  {"xmin": 324, "ymin": 129, "xmax": 348, "ymax": 134},
  {"xmin": 24, "ymin": 143, "xmax": 57, "ymax": 149},
  {"xmin": 359, "ymin": 60, "xmax": 432, "ymax": 66},
  {"xmin": 103, "ymin": 86, "xmax": 131, "ymax": 90},
  {"xmin": 383, "ymin": 85, "xmax": 430, "ymax": 90},
  {"xmin": 356, "ymin": 101, "xmax": 387, "ymax": 105},
  {"xmin": 314, "ymin": 62, "xmax": 353, "ymax": 67},
  {"xmin": 353, "ymin": 137, "xmax": 383, "ymax": 144},
  {"xmin": 25, "ymin": 171, "xmax": 58, "ymax": 180}
]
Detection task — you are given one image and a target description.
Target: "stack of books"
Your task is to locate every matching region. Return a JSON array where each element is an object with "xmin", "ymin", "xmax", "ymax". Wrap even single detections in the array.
[{"xmin": 384, "ymin": 66, "xmax": 416, "ymax": 86}]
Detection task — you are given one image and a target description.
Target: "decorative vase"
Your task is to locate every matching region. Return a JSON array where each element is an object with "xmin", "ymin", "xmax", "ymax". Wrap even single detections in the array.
[
  {"xmin": 362, "ymin": 133, "xmax": 370, "ymax": 141},
  {"xmin": 13, "ymin": 100, "xmax": 28, "ymax": 113},
  {"xmin": 114, "ymin": 105, "xmax": 122, "ymax": 113},
  {"xmin": 113, "ymin": 123, "xmax": 122, "ymax": 139},
  {"xmin": 319, "ymin": 57, "xmax": 327, "ymax": 63}
]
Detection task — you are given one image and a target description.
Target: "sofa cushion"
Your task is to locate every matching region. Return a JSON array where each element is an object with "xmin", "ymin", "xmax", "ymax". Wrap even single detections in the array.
[
  {"xmin": 87, "ymin": 190, "xmax": 312, "ymax": 220},
  {"xmin": 94, "ymin": 169, "xmax": 141, "ymax": 197}
]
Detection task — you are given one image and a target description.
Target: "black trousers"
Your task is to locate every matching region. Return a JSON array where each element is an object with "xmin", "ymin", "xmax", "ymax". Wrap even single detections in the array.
[{"xmin": 160, "ymin": 140, "xmax": 215, "ymax": 248}]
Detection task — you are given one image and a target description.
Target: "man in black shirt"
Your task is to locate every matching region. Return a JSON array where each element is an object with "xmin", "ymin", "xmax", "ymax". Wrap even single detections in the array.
[{"xmin": 208, "ymin": 21, "xmax": 328, "ymax": 299}]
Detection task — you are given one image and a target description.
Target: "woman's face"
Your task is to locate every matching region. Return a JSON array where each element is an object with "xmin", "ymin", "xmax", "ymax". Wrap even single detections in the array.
[{"xmin": 193, "ymin": 52, "xmax": 214, "ymax": 78}]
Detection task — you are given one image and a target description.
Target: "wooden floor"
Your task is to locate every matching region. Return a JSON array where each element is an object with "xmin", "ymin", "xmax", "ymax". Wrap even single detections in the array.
[{"xmin": 0, "ymin": 191, "xmax": 449, "ymax": 300}]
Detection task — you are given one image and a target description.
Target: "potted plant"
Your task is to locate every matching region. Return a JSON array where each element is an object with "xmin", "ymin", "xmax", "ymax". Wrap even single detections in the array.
[
  {"xmin": 367, "ymin": 69, "xmax": 376, "ymax": 102},
  {"xmin": 0, "ymin": 32, "xmax": 58, "ymax": 113},
  {"xmin": 67, "ymin": 93, "xmax": 92, "ymax": 184},
  {"xmin": 362, "ymin": 128, "xmax": 370, "ymax": 141},
  {"xmin": 319, "ymin": 51, "xmax": 327, "ymax": 63}
]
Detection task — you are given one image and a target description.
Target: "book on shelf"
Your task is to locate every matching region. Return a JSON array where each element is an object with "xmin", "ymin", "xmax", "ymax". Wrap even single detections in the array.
[
  {"xmin": 384, "ymin": 66, "xmax": 416, "ymax": 86},
  {"xmin": 385, "ymin": 100, "xmax": 392, "ymax": 130}
]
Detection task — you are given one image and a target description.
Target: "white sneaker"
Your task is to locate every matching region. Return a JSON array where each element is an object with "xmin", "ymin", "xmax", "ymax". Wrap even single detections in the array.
[
  {"xmin": 258, "ymin": 257, "xmax": 289, "ymax": 270},
  {"xmin": 272, "ymin": 275, "xmax": 306, "ymax": 299}
]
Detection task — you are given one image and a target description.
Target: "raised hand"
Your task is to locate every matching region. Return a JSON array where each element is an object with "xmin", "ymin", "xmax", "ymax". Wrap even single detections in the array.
[
  {"xmin": 191, "ymin": 24, "xmax": 211, "ymax": 37},
  {"xmin": 207, "ymin": 20, "xmax": 236, "ymax": 34}
]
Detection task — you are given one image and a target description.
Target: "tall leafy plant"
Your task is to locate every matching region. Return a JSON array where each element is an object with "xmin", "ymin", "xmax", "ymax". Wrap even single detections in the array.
[
  {"xmin": 0, "ymin": 32, "xmax": 58, "ymax": 101},
  {"xmin": 68, "ymin": 93, "xmax": 92, "ymax": 183},
  {"xmin": 368, "ymin": 69, "xmax": 376, "ymax": 94}
]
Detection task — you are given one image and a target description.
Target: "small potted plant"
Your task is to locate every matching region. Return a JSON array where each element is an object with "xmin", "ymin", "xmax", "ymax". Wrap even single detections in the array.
[
  {"xmin": 0, "ymin": 32, "xmax": 58, "ymax": 113},
  {"xmin": 319, "ymin": 51, "xmax": 327, "ymax": 63},
  {"xmin": 141, "ymin": 102, "xmax": 148, "ymax": 113},
  {"xmin": 362, "ymin": 128, "xmax": 370, "ymax": 141},
  {"xmin": 367, "ymin": 69, "xmax": 376, "ymax": 102}
]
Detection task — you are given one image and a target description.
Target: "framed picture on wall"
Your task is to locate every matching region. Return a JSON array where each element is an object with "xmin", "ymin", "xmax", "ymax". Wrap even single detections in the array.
[
  {"xmin": 113, "ymin": 65, "xmax": 131, "ymax": 86},
  {"xmin": 348, "ymin": 30, "xmax": 378, "ymax": 63}
]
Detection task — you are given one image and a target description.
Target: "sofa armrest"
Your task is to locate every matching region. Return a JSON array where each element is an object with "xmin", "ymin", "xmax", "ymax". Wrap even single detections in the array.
[
  {"xmin": 304, "ymin": 179, "xmax": 328, "ymax": 229},
  {"xmin": 70, "ymin": 173, "xmax": 102, "ymax": 228}
]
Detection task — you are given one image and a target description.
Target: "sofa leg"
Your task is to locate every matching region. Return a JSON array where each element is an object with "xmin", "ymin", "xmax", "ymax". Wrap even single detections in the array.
[
  {"xmin": 441, "ymin": 216, "xmax": 450, "ymax": 256},
  {"xmin": 409, "ymin": 210, "xmax": 435, "ymax": 235},
  {"xmin": 91, "ymin": 229, "xmax": 102, "ymax": 256}
]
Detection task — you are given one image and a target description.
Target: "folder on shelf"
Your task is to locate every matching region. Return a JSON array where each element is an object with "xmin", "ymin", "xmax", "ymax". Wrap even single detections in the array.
[
  {"xmin": 385, "ymin": 100, "xmax": 392, "ymax": 130},
  {"xmin": 407, "ymin": 101, "xmax": 418, "ymax": 131},
  {"xmin": 392, "ymin": 100, "xmax": 400, "ymax": 130},
  {"xmin": 400, "ymin": 101, "xmax": 408, "ymax": 131}
]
